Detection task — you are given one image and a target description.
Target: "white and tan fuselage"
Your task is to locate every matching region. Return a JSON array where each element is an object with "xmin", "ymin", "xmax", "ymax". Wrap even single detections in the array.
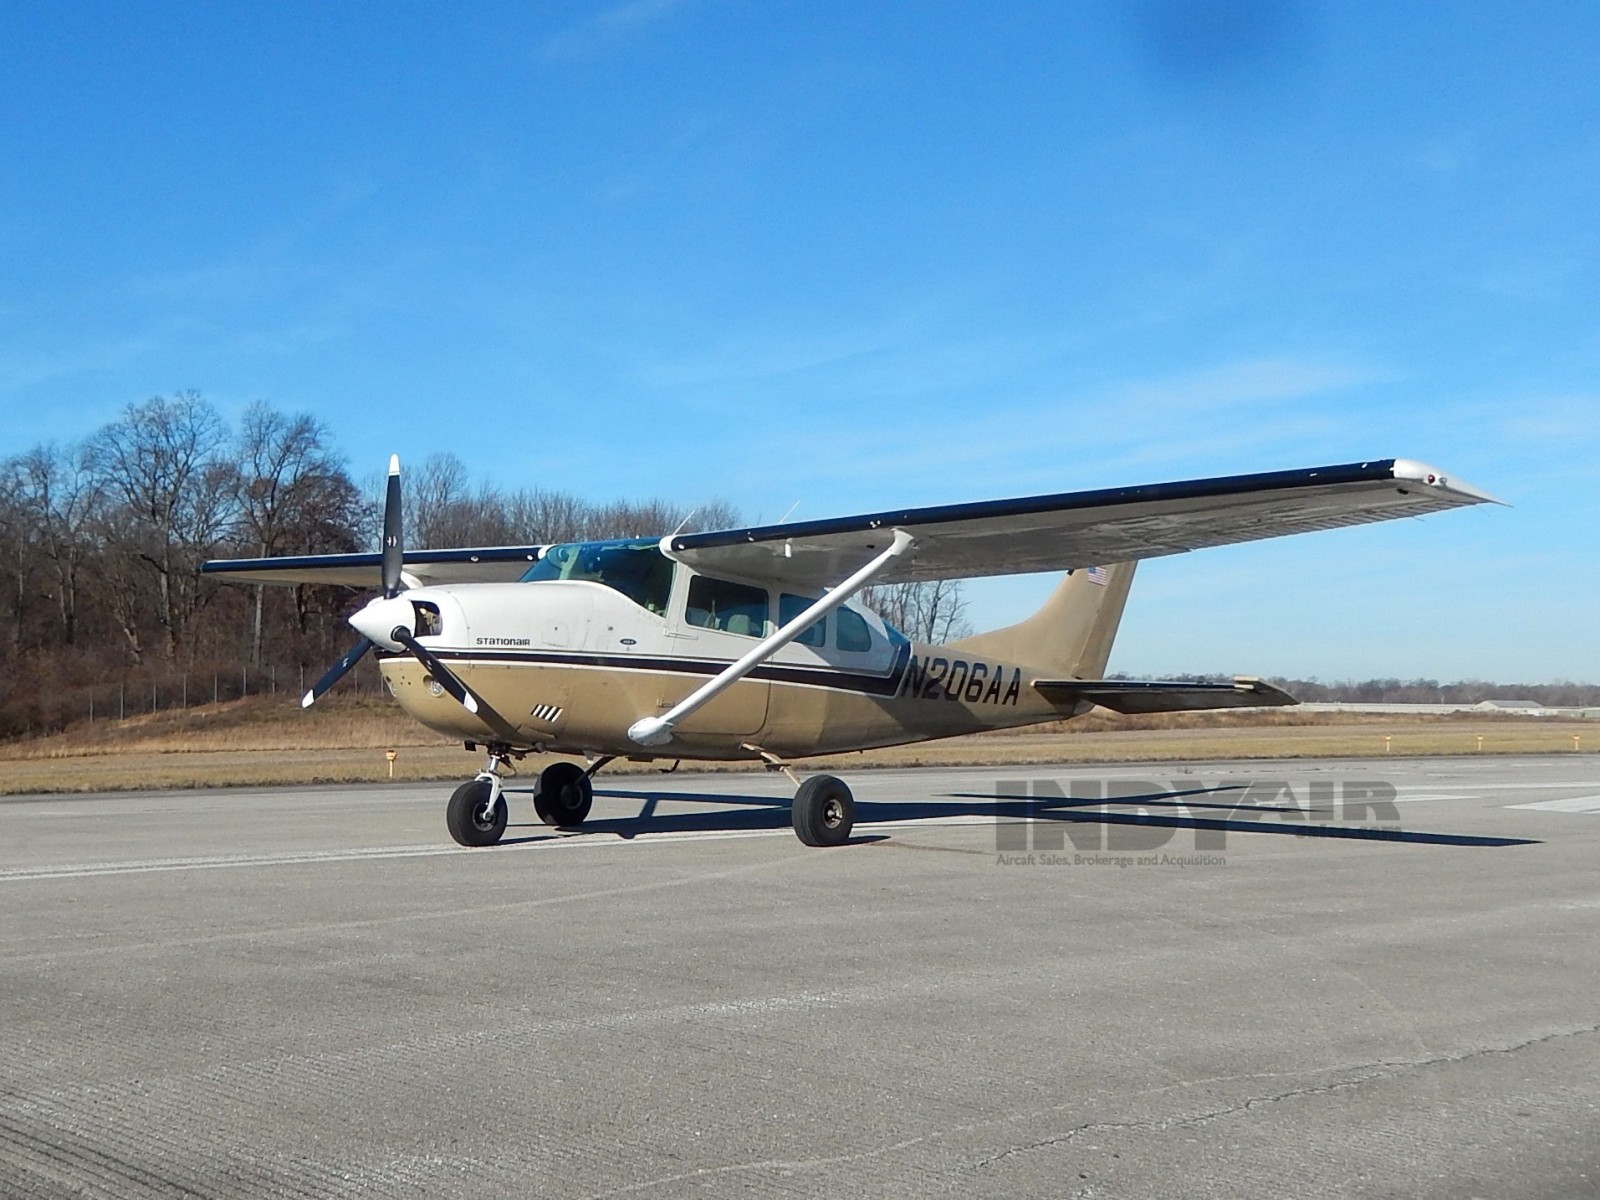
[{"xmin": 374, "ymin": 577, "xmax": 1079, "ymax": 762}]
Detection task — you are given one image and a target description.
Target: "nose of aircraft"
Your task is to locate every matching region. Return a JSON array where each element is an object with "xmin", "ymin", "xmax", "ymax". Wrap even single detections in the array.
[{"xmin": 348, "ymin": 595, "xmax": 417, "ymax": 650}]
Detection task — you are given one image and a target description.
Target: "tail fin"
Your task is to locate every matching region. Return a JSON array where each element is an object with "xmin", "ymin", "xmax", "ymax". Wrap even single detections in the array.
[{"xmin": 945, "ymin": 562, "xmax": 1137, "ymax": 678}]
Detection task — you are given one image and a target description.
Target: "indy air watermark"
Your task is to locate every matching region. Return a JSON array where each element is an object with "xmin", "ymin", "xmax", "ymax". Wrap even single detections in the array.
[{"xmin": 991, "ymin": 777, "xmax": 1404, "ymax": 866}]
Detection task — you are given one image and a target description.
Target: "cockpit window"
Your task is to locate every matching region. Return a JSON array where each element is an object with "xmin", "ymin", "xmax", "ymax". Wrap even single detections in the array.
[
  {"xmin": 520, "ymin": 539, "xmax": 675, "ymax": 615},
  {"xmin": 686, "ymin": 576, "xmax": 771, "ymax": 637},
  {"xmin": 411, "ymin": 600, "xmax": 443, "ymax": 638}
]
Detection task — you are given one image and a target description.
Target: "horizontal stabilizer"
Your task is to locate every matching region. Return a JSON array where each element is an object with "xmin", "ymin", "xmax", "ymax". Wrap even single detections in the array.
[{"xmin": 1034, "ymin": 676, "xmax": 1297, "ymax": 714}]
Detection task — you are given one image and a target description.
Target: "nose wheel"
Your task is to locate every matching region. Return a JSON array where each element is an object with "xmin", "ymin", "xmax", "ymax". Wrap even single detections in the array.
[{"xmin": 446, "ymin": 777, "xmax": 508, "ymax": 847}]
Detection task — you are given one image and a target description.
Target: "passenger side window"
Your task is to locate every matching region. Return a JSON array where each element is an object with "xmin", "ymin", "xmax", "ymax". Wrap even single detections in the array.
[
  {"xmin": 779, "ymin": 594, "xmax": 825, "ymax": 646},
  {"xmin": 686, "ymin": 576, "xmax": 771, "ymax": 637},
  {"xmin": 835, "ymin": 606, "xmax": 873, "ymax": 652}
]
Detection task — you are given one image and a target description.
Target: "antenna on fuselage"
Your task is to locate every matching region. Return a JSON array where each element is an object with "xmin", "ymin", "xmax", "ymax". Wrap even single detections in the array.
[{"xmin": 669, "ymin": 508, "xmax": 698, "ymax": 536}]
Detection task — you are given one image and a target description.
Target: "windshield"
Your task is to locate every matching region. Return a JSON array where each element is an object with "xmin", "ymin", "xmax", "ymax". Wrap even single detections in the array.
[{"xmin": 520, "ymin": 539, "xmax": 675, "ymax": 615}]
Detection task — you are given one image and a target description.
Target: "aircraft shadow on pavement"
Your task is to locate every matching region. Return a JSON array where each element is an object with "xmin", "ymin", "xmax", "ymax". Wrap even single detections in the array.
[
  {"xmin": 491, "ymin": 784, "xmax": 1539, "ymax": 849},
  {"xmin": 958, "ymin": 788, "xmax": 1539, "ymax": 848}
]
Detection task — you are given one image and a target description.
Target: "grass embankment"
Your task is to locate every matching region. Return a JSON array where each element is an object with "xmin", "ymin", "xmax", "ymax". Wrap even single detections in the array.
[{"xmin": 0, "ymin": 696, "xmax": 1593, "ymax": 795}]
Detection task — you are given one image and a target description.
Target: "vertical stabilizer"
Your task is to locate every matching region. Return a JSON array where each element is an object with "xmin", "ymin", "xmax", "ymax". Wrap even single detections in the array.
[{"xmin": 945, "ymin": 562, "xmax": 1137, "ymax": 679}]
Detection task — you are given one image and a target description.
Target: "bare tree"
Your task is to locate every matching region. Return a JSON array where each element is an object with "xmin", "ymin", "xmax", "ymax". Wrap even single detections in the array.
[
  {"xmin": 0, "ymin": 459, "xmax": 37, "ymax": 661},
  {"xmin": 505, "ymin": 488, "xmax": 588, "ymax": 544},
  {"xmin": 408, "ymin": 459, "xmax": 743, "ymax": 548},
  {"xmin": 410, "ymin": 453, "xmax": 475, "ymax": 547},
  {"xmin": 863, "ymin": 578, "xmax": 973, "ymax": 643},
  {"xmin": 234, "ymin": 402, "xmax": 357, "ymax": 663},
  {"xmin": 87, "ymin": 392, "xmax": 236, "ymax": 662},
  {"xmin": 18, "ymin": 443, "xmax": 100, "ymax": 647}
]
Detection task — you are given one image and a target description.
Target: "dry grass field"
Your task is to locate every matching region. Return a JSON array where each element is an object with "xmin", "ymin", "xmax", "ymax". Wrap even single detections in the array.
[{"xmin": 0, "ymin": 695, "xmax": 1592, "ymax": 795}]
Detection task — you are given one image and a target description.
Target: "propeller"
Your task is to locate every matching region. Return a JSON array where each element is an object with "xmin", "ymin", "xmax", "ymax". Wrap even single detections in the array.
[
  {"xmin": 301, "ymin": 634, "xmax": 376, "ymax": 708},
  {"xmin": 301, "ymin": 454, "xmax": 482, "ymax": 716},
  {"xmin": 391, "ymin": 626, "xmax": 479, "ymax": 714},
  {"xmin": 380, "ymin": 453, "xmax": 403, "ymax": 600}
]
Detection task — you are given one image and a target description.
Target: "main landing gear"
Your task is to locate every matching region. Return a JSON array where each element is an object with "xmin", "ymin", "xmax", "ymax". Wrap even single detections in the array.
[
  {"xmin": 445, "ymin": 747, "xmax": 858, "ymax": 848},
  {"xmin": 790, "ymin": 774, "xmax": 855, "ymax": 847},
  {"xmin": 532, "ymin": 759, "xmax": 598, "ymax": 827},
  {"xmin": 749, "ymin": 747, "xmax": 856, "ymax": 847},
  {"xmin": 446, "ymin": 747, "xmax": 608, "ymax": 848}
]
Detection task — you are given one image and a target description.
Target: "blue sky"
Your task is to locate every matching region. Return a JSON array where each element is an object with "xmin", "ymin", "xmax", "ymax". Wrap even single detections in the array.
[{"xmin": 2, "ymin": 1, "xmax": 1595, "ymax": 682}]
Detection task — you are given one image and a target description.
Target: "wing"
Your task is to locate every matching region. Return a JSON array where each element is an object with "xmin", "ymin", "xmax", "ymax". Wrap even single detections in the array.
[
  {"xmin": 663, "ymin": 458, "xmax": 1499, "ymax": 588},
  {"xmin": 201, "ymin": 545, "xmax": 546, "ymax": 588},
  {"xmin": 1034, "ymin": 677, "xmax": 1297, "ymax": 714}
]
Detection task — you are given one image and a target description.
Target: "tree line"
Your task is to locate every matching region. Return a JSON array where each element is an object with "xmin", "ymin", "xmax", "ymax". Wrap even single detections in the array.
[
  {"xmin": 1268, "ymin": 676, "xmax": 1597, "ymax": 708},
  {"xmin": 0, "ymin": 392, "xmax": 744, "ymax": 737},
  {"xmin": 1152, "ymin": 675, "xmax": 1598, "ymax": 709}
]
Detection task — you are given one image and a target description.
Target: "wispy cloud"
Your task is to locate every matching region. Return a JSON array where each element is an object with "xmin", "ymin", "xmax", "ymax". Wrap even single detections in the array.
[
  {"xmin": 543, "ymin": 0, "xmax": 696, "ymax": 60},
  {"xmin": 1104, "ymin": 357, "xmax": 1384, "ymax": 413},
  {"xmin": 693, "ymin": 353, "xmax": 1383, "ymax": 509},
  {"xmin": 1490, "ymin": 394, "xmax": 1600, "ymax": 441},
  {"xmin": 0, "ymin": 336, "xmax": 163, "ymax": 395}
]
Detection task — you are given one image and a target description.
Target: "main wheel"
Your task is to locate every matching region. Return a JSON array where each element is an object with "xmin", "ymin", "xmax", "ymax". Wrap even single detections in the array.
[
  {"xmin": 447, "ymin": 778, "xmax": 507, "ymax": 847},
  {"xmin": 792, "ymin": 775, "xmax": 855, "ymax": 847},
  {"xmin": 533, "ymin": 761, "xmax": 594, "ymax": 827}
]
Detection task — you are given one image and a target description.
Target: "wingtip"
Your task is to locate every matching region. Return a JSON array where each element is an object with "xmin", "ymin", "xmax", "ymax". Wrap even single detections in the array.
[{"xmin": 1390, "ymin": 458, "xmax": 1505, "ymax": 506}]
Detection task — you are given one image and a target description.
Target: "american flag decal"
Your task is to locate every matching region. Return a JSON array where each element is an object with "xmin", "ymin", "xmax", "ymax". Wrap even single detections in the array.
[
  {"xmin": 1084, "ymin": 565, "xmax": 1109, "ymax": 587},
  {"xmin": 530, "ymin": 703, "xmax": 564, "ymax": 724}
]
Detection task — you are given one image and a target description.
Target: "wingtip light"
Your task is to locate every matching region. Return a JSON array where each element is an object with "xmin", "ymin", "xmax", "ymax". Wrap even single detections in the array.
[{"xmin": 1391, "ymin": 458, "xmax": 1506, "ymax": 507}]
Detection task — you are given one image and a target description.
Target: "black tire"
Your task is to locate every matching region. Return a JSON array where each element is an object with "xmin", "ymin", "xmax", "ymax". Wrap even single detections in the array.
[
  {"xmin": 446, "ymin": 779, "xmax": 507, "ymax": 847},
  {"xmin": 533, "ymin": 761, "xmax": 594, "ymax": 827},
  {"xmin": 792, "ymin": 775, "xmax": 855, "ymax": 847}
]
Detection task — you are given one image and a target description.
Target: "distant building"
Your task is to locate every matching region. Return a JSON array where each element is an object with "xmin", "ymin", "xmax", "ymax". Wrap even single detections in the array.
[
  {"xmin": 1295, "ymin": 701, "xmax": 1599, "ymax": 719},
  {"xmin": 1474, "ymin": 699, "xmax": 1551, "ymax": 716}
]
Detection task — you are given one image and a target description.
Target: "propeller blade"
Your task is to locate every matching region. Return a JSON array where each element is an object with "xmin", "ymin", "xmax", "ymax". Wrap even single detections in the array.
[
  {"xmin": 382, "ymin": 454, "xmax": 403, "ymax": 598},
  {"xmin": 302, "ymin": 637, "xmax": 374, "ymax": 708},
  {"xmin": 391, "ymin": 626, "xmax": 480, "ymax": 715}
]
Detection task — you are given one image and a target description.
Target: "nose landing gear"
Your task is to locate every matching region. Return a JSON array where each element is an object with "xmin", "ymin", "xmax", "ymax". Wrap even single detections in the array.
[{"xmin": 446, "ymin": 775, "xmax": 508, "ymax": 847}]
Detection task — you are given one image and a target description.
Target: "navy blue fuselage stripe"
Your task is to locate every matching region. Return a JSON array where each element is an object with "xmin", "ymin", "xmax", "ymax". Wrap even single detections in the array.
[{"xmin": 377, "ymin": 641, "xmax": 916, "ymax": 698}]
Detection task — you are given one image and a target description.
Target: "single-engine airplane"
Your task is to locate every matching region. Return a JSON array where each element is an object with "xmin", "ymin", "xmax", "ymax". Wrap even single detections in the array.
[{"xmin": 203, "ymin": 457, "xmax": 1496, "ymax": 848}]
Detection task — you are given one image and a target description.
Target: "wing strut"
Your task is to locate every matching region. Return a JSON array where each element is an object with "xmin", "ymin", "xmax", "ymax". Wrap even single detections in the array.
[{"xmin": 628, "ymin": 529, "xmax": 916, "ymax": 747}]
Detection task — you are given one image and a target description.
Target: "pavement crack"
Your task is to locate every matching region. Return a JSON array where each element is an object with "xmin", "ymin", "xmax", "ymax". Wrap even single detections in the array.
[
  {"xmin": 972, "ymin": 1022, "xmax": 1600, "ymax": 1170},
  {"xmin": 583, "ymin": 1024, "xmax": 1600, "ymax": 1191}
]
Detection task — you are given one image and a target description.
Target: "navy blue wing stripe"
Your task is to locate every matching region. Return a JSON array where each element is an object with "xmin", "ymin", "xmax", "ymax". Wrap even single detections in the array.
[
  {"xmin": 202, "ymin": 546, "xmax": 546, "ymax": 574},
  {"xmin": 669, "ymin": 460, "xmax": 1401, "ymax": 551}
]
